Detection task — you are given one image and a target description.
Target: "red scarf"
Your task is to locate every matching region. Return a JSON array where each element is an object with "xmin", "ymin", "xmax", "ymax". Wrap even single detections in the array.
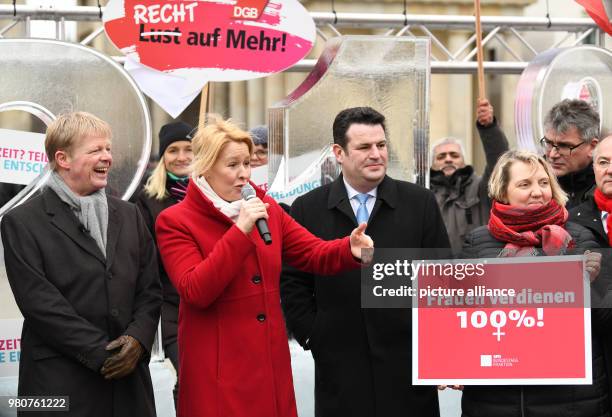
[
  {"xmin": 594, "ymin": 188, "xmax": 612, "ymax": 246},
  {"xmin": 488, "ymin": 200, "xmax": 574, "ymax": 257}
]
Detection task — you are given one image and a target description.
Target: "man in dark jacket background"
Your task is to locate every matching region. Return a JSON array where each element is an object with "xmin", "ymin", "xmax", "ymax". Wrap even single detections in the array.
[
  {"xmin": 569, "ymin": 134, "xmax": 612, "ymax": 415},
  {"xmin": 430, "ymin": 98, "xmax": 509, "ymax": 253},
  {"xmin": 280, "ymin": 107, "xmax": 450, "ymax": 417},
  {"xmin": 542, "ymin": 98, "xmax": 600, "ymax": 209}
]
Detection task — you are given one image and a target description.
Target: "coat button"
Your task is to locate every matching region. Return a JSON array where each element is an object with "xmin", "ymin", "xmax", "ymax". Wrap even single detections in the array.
[
  {"xmin": 110, "ymin": 308, "xmax": 119, "ymax": 317},
  {"xmin": 257, "ymin": 313, "xmax": 266, "ymax": 322},
  {"xmin": 252, "ymin": 275, "xmax": 262, "ymax": 284}
]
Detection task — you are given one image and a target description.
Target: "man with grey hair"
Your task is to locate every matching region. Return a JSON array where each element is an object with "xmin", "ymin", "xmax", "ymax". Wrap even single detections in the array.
[
  {"xmin": 542, "ymin": 98, "xmax": 600, "ymax": 209},
  {"xmin": 570, "ymin": 134, "xmax": 612, "ymax": 247},
  {"xmin": 430, "ymin": 98, "xmax": 509, "ymax": 253}
]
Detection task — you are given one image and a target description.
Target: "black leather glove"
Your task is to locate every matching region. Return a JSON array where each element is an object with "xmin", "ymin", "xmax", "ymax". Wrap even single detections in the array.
[{"xmin": 100, "ymin": 335, "xmax": 144, "ymax": 380}]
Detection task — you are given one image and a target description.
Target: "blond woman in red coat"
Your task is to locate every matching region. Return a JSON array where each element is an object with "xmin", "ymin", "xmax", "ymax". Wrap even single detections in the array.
[{"xmin": 155, "ymin": 117, "xmax": 373, "ymax": 417}]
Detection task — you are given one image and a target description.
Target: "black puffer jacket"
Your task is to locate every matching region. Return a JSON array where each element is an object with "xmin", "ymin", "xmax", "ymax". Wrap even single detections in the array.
[{"xmin": 460, "ymin": 223, "xmax": 611, "ymax": 417}]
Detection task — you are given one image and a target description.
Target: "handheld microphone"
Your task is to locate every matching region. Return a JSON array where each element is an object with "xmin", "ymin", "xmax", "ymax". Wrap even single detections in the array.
[{"xmin": 241, "ymin": 183, "xmax": 272, "ymax": 245}]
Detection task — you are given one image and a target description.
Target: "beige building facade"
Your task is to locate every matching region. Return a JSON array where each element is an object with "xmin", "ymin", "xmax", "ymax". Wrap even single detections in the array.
[{"xmin": 4, "ymin": 0, "xmax": 593, "ymax": 177}]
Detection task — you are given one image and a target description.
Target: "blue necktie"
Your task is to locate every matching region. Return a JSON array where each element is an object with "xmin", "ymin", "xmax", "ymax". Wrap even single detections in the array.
[{"xmin": 355, "ymin": 193, "xmax": 370, "ymax": 224}]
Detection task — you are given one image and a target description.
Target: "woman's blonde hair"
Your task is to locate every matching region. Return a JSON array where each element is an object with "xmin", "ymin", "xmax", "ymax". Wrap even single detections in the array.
[
  {"xmin": 191, "ymin": 115, "xmax": 253, "ymax": 177},
  {"xmin": 45, "ymin": 111, "xmax": 112, "ymax": 170},
  {"xmin": 488, "ymin": 149, "xmax": 568, "ymax": 206},
  {"xmin": 143, "ymin": 159, "xmax": 168, "ymax": 200}
]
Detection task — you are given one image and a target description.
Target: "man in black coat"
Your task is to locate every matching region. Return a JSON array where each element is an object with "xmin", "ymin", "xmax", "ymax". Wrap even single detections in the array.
[
  {"xmin": 570, "ymin": 134, "xmax": 612, "ymax": 413},
  {"xmin": 2, "ymin": 112, "xmax": 162, "ymax": 417},
  {"xmin": 430, "ymin": 98, "xmax": 509, "ymax": 253},
  {"xmin": 280, "ymin": 107, "xmax": 450, "ymax": 417}
]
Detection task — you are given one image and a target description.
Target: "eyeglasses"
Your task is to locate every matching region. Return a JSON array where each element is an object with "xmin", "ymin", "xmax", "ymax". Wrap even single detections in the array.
[
  {"xmin": 539, "ymin": 137, "xmax": 586, "ymax": 157},
  {"xmin": 253, "ymin": 150, "xmax": 267, "ymax": 158}
]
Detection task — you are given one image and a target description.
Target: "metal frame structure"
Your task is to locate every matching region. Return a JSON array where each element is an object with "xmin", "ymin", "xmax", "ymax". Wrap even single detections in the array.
[{"xmin": 0, "ymin": 4, "xmax": 606, "ymax": 74}]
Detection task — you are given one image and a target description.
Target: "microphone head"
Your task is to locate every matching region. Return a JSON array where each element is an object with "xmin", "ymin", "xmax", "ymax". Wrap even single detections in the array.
[{"xmin": 241, "ymin": 183, "xmax": 256, "ymax": 200}]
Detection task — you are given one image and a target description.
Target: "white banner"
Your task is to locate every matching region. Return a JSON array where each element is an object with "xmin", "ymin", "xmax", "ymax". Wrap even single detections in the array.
[
  {"xmin": 0, "ymin": 129, "xmax": 47, "ymax": 185},
  {"xmin": 0, "ymin": 318, "xmax": 23, "ymax": 378}
]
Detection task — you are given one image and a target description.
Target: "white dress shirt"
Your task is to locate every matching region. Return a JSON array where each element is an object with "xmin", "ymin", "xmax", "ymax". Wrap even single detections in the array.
[{"xmin": 343, "ymin": 178, "xmax": 377, "ymax": 221}]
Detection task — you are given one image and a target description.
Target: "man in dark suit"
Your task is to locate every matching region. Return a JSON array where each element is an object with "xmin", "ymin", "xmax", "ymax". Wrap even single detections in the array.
[
  {"xmin": 280, "ymin": 107, "xmax": 450, "ymax": 417},
  {"xmin": 2, "ymin": 112, "xmax": 162, "ymax": 417},
  {"xmin": 570, "ymin": 134, "xmax": 612, "ymax": 411}
]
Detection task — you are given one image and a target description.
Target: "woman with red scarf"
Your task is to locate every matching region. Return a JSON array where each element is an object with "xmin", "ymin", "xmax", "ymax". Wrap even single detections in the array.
[{"xmin": 460, "ymin": 150, "xmax": 607, "ymax": 417}]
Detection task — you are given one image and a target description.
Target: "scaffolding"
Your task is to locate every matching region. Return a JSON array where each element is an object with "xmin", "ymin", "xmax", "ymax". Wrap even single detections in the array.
[{"xmin": 0, "ymin": 3, "xmax": 606, "ymax": 74}]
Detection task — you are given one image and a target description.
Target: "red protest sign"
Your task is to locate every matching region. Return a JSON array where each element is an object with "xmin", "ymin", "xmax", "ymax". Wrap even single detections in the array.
[
  {"xmin": 413, "ymin": 256, "xmax": 591, "ymax": 385},
  {"xmin": 103, "ymin": 0, "xmax": 316, "ymax": 81}
]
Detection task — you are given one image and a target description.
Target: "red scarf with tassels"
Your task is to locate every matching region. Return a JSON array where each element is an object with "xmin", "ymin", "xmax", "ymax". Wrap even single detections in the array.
[
  {"xmin": 488, "ymin": 200, "xmax": 574, "ymax": 257},
  {"xmin": 594, "ymin": 188, "xmax": 612, "ymax": 246}
]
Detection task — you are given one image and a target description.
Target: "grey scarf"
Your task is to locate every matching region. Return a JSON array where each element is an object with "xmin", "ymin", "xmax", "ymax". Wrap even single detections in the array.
[{"xmin": 46, "ymin": 171, "xmax": 108, "ymax": 257}]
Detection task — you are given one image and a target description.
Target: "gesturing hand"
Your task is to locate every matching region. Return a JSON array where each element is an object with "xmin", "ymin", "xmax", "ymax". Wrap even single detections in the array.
[
  {"xmin": 100, "ymin": 335, "xmax": 144, "ymax": 380},
  {"xmin": 350, "ymin": 222, "xmax": 374, "ymax": 263},
  {"xmin": 236, "ymin": 197, "xmax": 269, "ymax": 234}
]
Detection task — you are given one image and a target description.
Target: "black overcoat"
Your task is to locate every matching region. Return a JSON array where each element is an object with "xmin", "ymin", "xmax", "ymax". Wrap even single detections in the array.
[
  {"xmin": 571, "ymin": 199, "xmax": 612, "ymax": 416},
  {"xmin": 135, "ymin": 190, "xmax": 178, "ymax": 348},
  {"xmin": 1, "ymin": 187, "xmax": 162, "ymax": 417},
  {"xmin": 280, "ymin": 175, "xmax": 450, "ymax": 417}
]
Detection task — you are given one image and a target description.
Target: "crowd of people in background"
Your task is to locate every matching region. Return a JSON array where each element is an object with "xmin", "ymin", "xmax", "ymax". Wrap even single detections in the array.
[
  {"xmin": 134, "ymin": 120, "xmax": 194, "ymax": 405},
  {"xmin": 430, "ymin": 98, "xmax": 509, "ymax": 253},
  {"xmin": 3, "ymin": 96, "xmax": 612, "ymax": 417}
]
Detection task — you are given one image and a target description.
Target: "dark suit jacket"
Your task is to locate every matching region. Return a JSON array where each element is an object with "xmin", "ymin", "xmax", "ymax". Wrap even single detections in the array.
[
  {"xmin": 570, "ymin": 198, "xmax": 612, "ymax": 414},
  {"xmin": 570, "ymin": 198, "xmax": 612, "ymax": 307},
  {"xmin": 570, "ymin": 198, "xmax": 608, "ymax": 247},
  {"xmin": 280, "ymin": 175, "xmax": 450, "ymax": 417},
  {"xmin": 1, "ymin": 187, "xmax": 162, "ymax": 417}
]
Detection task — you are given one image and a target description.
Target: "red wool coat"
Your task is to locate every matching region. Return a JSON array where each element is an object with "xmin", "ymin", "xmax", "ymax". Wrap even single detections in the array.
[{"xmin": 156, "ymin": 181, "xmax": 359, "ymax": 417}]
